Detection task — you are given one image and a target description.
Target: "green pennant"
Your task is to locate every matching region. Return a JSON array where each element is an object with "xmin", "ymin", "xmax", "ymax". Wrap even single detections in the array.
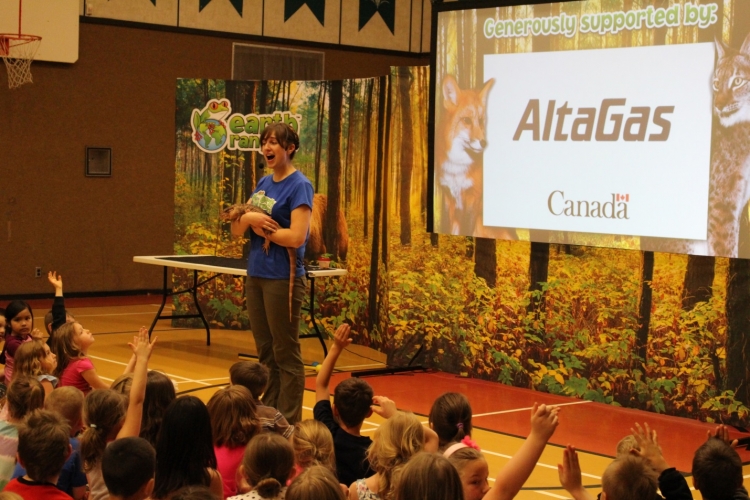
[
  {"xmin": 285, "ymin": 0, "xmax": 325, "ymax": 26},
  {"xmin": 199, "ymin": 0, "xmax": 243, "ymax": 17},
  {"xmin": 359, "ymin": 0, "xmax": 395, "ymax": 35}
]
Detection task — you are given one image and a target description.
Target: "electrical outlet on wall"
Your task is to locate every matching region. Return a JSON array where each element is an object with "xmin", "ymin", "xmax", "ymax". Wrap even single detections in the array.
[{"xmin": 35, "ymin": 267, "xmax": 41, "ymax": 278}]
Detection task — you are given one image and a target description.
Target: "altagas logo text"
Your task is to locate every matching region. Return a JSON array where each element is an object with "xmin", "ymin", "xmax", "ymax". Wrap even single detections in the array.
[
  {"xmin": 513, "ymin": 99, "xmax": 673, "ymax": 142},
  {"xmin": 548, "ymin": 192, "xmax": 630, "ymax": 219}
]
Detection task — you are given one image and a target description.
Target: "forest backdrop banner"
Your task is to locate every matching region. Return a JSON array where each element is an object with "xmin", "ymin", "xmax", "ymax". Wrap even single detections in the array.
[{"xmin": 176, "ymin": 52, "xmax": 750, "ymax": 427}]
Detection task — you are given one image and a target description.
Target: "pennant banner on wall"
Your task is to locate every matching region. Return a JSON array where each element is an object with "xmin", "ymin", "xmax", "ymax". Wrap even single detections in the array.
[
  {"xmin": 285, "ymin": 0, "xmax": 325, "ymax": 26},
  {"xmin": 199, "ymin": 0, "xmax": 244, "ymax": 16},
  {"xmin": 359, "ymin": 0, "xmax": 395, "ymax": 34}
]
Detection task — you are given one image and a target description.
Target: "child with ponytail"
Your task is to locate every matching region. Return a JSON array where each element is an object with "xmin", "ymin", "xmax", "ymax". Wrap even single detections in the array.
[
  {"xmin": 80, "ymin": 328, "xmax": 156, "ymax": 500},
  {"xmin": 229, "ymin": 433, "xmax": 295, "ymax": 500}
]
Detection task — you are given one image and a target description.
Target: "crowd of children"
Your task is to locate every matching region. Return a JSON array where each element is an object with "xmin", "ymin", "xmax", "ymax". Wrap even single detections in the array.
[{"xmin": 1, "ymin": 276, "xmax": 749, "ymax": 500}]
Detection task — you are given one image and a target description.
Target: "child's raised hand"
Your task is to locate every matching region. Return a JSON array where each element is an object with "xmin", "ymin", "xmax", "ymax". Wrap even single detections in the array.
[
  {"xmin": 708, "ymin": 424, "xmax": 739, "ymax": 447},
  {"xmin": 30, "ymin": 328, "xmax": 44, "ymax": 341},
  {"xmin": 129, "ymin": 327, "xmax": 157, "ymax": 360},
  {"xmin": 530, "ymin": 403, "xmax": 559, "ymax": 441},
  {"xmin": 631, "ymin": 422, "xmax": 669, "ymax": 473},
  {"xmin": 333, "ymin": 323, "xmax": 352, "ymax": 351},
  {"xmin": 557, "ymin": 445, "xmax": 583, "ymax": 495},
  {"xmin": 371, "ymin": 395, "xmax": 398, "ymax": 419},
  {"xmin": 47, "ymin": 271, "xmax": 63, "ymax": 291}
]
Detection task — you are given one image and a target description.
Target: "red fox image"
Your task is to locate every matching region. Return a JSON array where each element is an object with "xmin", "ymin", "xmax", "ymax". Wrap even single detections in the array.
[{"xmin": 435, "ymin": 75, "xmax": 515, "ymax": 240}]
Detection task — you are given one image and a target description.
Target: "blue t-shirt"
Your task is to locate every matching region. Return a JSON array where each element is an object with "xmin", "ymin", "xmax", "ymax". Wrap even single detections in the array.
[{"xmin": 248, "ymin": 170, "xmax": 314, "ymax": 279}]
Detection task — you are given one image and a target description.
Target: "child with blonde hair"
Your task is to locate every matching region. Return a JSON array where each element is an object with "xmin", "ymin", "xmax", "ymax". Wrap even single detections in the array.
[
  {"xmin": 292, "ymin": 419, "xmax": 337, "ymax": 478},
  {"xmin": 350, "ymin": 412, "xmax": 439, "ymax": 500},
  {"xmin": 207, "ymin": 385, "xmax": 261, "ymax": 497},
  {"xmin": 288, "ymin": 466, "xmax": 347, "ymax": 500},
  {"xmin": 12, "ymin": 340, "xmax": 58, "ymax": 395},
  {"xmin": 229, "ymin": 433, "xmax": 295, "ymax": 500}
]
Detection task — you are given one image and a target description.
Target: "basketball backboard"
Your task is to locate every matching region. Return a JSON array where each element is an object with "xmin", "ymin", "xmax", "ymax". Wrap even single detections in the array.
[{"xmin": 0, "ymin": 0, "xmax": 79, "ymax": 63}]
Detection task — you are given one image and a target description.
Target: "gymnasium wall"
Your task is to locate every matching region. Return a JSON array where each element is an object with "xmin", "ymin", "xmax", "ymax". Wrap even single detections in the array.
[{"xmin": 0, "ymin": 21, "xmax": 427, "ymax": 296}]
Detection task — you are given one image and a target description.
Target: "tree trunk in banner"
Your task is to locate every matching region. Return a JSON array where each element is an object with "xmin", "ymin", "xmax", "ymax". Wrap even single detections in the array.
[
  {"xmin": 725, "ymin": 258, "xmax": 750, "ymax": 405},
  {"xmin": 382, "ymin": 77, "xmax": 391, "ymax": 266},
  {"xmin": 368, "ymin": 76, "xmax": 387, "ymax": 333},
  {"xmin": 636, "ymin": 251, "xmax": 654, "ymax": 363},
  {"xmin": 681, "ymin": 256, "xmax": 715, "ymax": 311},
  {"xmin": 526, "ymin": 2, "xmax": 552, "ymax": 313},
  {"xmin": 363, "ymin": 79, "xmax": 374, "ymax": 239},
  {"xmin": 527, "ymin": 243, "xmax": 549, "ymax": 316},
  {"xmin": 398, "ymin": 67, "xmax": 414, "ymax": 246},
  {"xmin": 345, "ymin": 80, "xmax": 357, "ymax": 210},
  {"xmin": 325, "ymin": 81, "xmax": 344, "ymax": 260},
  {"xmin": 314, "ymin": 83, "xmax": 327, "ymax": 192}
]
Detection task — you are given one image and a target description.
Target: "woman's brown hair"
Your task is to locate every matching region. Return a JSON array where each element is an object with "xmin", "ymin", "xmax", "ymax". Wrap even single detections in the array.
[{"xmin": 206, "ymin": 385, "xmax": 260, "ymax": 448}]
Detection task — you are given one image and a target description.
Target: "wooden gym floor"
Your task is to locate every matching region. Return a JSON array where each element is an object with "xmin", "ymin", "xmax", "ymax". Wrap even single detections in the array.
[{"xmin": 15, "ymin": 295, "xmax": 750, "ymax": 499}]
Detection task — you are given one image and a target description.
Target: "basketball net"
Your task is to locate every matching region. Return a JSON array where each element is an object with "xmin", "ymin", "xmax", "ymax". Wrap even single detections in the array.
[{"xmin": 0, "ymin": 34, "xmax": 41, "ymax": 89}]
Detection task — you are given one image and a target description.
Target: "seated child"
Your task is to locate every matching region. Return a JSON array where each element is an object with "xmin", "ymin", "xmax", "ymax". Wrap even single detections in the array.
[
  {"xmin": 392, "ymin": 452, "xmax": 464, "ymax": 500},
  {"xmin": 288, "ymin": 466, "xmax": 347, "ymax": 500},
  {"xmin": 229, "ymin": 433, "xmax": 295, "ymax": 500},
  {"xmin": 102, "ymin": 436, "xmax": 156, "ymax": 500},
  {"xmin": 12, "ymin": 386, "xmax": 88, "ymax": 499},
  {"xmin": 692, "ymin": 426, "xmax": 747, "ymax": 500},
  {"xmin": 314, "ymin": 324, "xmax": 397, "ymax": 486},
  {"xmin": 207, "ymin": 385, "xmax": 261, "ymax": 497},
  {"xmin": 0, "ymin": 376, "xmax": 45, "ymax": 489},
  {"xmin": 292, "ymin": 419, "xmax": 337, "ymax": 479},
  {"xmin": 230, "ymin": 360, "xmax": 293, "ymax": 439},
  {"xmin": 444, "ymin": 403, "xmax": 559, "ymax": 500},
  {"xmin": 558, "ymin": 422, "xmax": 689, "ymax": 500},
  {"xmin": 429, "ymin": 392, "xmax": 473, "ymax": 451},
  {"xmin": 4, "ymin": 409, "xmax": 72, "ymax": 499},
  {"xmin": 12, "ymin": 340, "xmax": 58, "ymax": 395},
  {"xmin": 351, "ymin": 411, "xmax": 439, "ymax": 500}
]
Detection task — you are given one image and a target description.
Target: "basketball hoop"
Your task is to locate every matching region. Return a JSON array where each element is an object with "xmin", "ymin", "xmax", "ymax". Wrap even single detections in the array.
[{"xmin": 0, "ymin": 33, "xmax": 42, "ymax": 89}]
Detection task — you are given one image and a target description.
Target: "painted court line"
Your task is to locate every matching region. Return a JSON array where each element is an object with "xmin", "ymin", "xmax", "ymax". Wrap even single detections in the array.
[
  {"xmin": 88, "ymin": 355, "xmax": 211, "ymax": 386},
  {"xmin": 473, "ymin": 400, "xmax": 593, "ymax": 418},
  {"xmin": 533, "ymin": 491, "xmax": 570, "ymax": 499}
]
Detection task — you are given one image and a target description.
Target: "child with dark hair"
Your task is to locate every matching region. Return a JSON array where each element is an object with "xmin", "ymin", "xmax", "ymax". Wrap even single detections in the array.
[
  {"xmin": 153, "ymin": 396, "xmax": 223, "ymax": 499},
  {"xmin": 692, "ymin": 432, "xmax": 746, "ymax": 500},
  {"xmin": 207, "ymin": 385, "xmax": 261, "ymax": 497},
  {"xmin": 229, "ymin": 433, "xmax": 295, "ymax": 500},
  {"xmin": 314, "ymin": 324, "xmax": 397, "ymax": 486},
  {"xmin": 102, "ymin": 436, "xmax": 156, "ymax": 500},
  {"xmin": 429, "ymin": 392, "xmax": 472, "ymax": 451},
  {"xmin": 141, "ymin": 370, "xmax": 176, "ymax": 446},
  {"xmin": 4, "ymin": 300, "xmax": 44, "ymax": 382},
  {"xmin": 4, "ymin": 409, "xmax": 72, "ymax": 499},
  {"xmin": 230, "ymin": 361, "xmax": 293, "ymax": 438},
  {"xmin": 0, "ymin": 376, "xmax": 45, "ymax": 489}
]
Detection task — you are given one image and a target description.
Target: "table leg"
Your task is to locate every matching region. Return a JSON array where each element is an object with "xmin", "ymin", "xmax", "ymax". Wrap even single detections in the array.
[
  {"xmin": 192, "ymin": 269, "xmax": 211, "ymax": 346},
  {"xmin": 301, "ymin": 276, "xmax": 328, "ymax": 357}
]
